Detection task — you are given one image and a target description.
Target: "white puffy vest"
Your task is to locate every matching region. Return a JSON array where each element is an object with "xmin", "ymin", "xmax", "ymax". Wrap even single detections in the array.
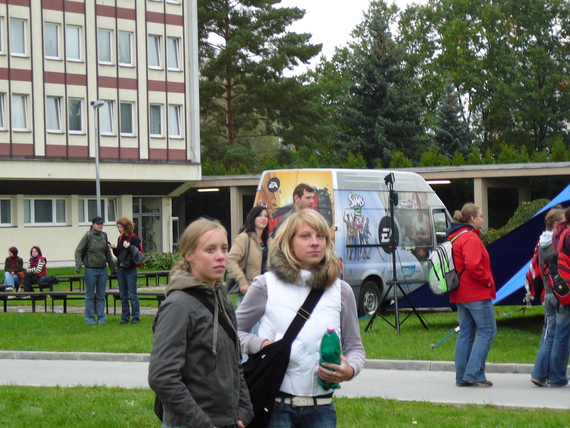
[{"xmin": 258, "ymin": 270, "xmax": 342, "ymax": 396}]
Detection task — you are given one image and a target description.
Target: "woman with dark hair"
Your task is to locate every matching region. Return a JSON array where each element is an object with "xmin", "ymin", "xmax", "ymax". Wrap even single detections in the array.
[
  {"xmin": 447, "ymin": 203, "xmax": 496, "ymax": 387},
  {"xmin": 3, "ymin": 247, "xmax": 24, "ymax": 291},
  {"xmin": 237, "ymin": 210, "xmax": 365, "ymax": 427},
  {"xmin": 227, "ymin": 206, "xmax": 270, "ymax": 305},
  {"xmin": 110, "ymin": 217, "xmax": 143, "ymax": 324},
  {"xmin": 23, "ymin": 246, "xmax": 47, "ymax": 292}
]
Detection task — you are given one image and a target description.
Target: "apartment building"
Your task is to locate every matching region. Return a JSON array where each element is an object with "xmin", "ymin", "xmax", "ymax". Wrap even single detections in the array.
[{"xmin": 0, "ymin": 0, "xmax": 200, "ymax": 265}]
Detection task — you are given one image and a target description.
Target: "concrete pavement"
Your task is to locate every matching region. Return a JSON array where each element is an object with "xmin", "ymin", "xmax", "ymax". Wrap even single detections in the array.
[{"xmin": 1, "ymin": 351, "xmax": 569, "ymax": 410}]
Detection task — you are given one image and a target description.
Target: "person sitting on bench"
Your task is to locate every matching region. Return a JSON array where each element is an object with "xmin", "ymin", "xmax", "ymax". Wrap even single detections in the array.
[
  {"xmin": 23, "ymin": 246, "xmax": 47, "ymax": 292},
  {"xmin": 2, "ymin": 247, "xmax": 24, "ymax": 292}
]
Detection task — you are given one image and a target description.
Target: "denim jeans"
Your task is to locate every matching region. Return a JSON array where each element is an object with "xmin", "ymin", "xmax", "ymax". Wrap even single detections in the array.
[
  {"xmin": 117, "ymin": 268, "xmax": 140, "ymax": 323},
  {"xmin": 84, "ymin": 267, "xmax": 107, "ymax": 324},
  {"xmin": 455, "ymin": 299, "xmax": 497, "ymax": 385},
  {"xmin": 269, "ymin": 401, "xmax": 336, "ymax": 428},
  {"xmin": 548, "ymin": 301, "xmax": 570, "ymax": 386},
  {"xmin": 531, "ymin": 294, "xmax": 558, "ymax": 383},
  {"xmin": 3, "ymin": 272, "xmax": 20, "ymax": 288}
]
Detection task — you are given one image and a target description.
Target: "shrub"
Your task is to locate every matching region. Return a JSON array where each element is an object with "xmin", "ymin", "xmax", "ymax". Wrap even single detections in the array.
[{"xmin": 143, "ymin": 253, "xmax": 180, "ymax": 271}]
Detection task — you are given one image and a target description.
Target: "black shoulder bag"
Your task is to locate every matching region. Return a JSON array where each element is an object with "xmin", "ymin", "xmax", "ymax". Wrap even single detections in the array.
[{"xmin": 243, "ymin": 288, "xmax": 324, "ymax": 428}]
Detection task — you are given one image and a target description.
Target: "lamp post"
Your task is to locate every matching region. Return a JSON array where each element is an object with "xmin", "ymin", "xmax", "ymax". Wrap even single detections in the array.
[{"xmin": 90, "ymin": 100, "xmax": 104, "ymax": 217}]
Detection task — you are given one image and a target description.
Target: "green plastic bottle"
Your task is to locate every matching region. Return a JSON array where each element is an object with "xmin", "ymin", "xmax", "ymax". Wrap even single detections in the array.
[{"xmin": 318, "ymin": 324, "xmax": 341, "ymax": 391}]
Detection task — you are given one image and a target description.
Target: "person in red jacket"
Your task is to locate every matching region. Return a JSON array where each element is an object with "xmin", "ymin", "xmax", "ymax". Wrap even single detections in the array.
[{"xmin": 446, "ymin": 203, "xmax": 496, "ymax": 387}]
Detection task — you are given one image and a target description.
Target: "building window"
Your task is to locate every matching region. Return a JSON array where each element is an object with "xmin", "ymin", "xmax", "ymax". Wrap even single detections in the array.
[
  {"xmin": 12, "ymin": 94, "xmax": 28, "ymax": 130},
  {"xmin": 24, "ymin": 198, "xmax": 66, "ymax": 225},
  {"xmin": 68, "ymin": 98, "xmax": 83, "ymax": 133},
  {"xmin": 98, "ymin": 29, "xmax": 113, "ymax": 64},
  {"xmin": 0, "ymin": 18, "xmax": 4, "ymax": 54},
  {"xmin": 44, "ymin": 22, "xmax": 60, "ymax": 59},
  {"xmin": 0, "ymin": 199, "xmax": 11, "ymax": 225},
  {"xmin": 118, "ymin": 31, "xmax": 133, "ymax": 66},
  {"xmin": 148, "ymin": 35, "xmax": 161, "ymax": 68},
  {"xmin": 0, "ymin": 93, "xmax": 5, "ymax": 130},
  {"xmin": 10, "ymin": 19, "xmax": 26, "ymax": 56},
  {"xmin": 66, "ymin": 25, "xmax": 81, "ymax": 61},
  {"xmin": 78, "ymin": 198, "xmax": 116, "ymax": 224},
  {"xmin": 46, "ymin": 96, "xmax": 62, "ymax": 131},
  {"xmin": 149, "ymin": 104, "xmax": 163, "ymax": 136},
  {"xmin": 120, "ymin": 102, "xmax": 134, "ymax": 135},
  {"xmin": 168, "ymin": 104, "xmax": 181, "ymax": 137},
  {"xmin": 167, "ymin": 37, "xmax": 181, "ymax": 70},
  {"xmin": 100, "ymin": 100, "xmax": 114, "ymax": 134}
]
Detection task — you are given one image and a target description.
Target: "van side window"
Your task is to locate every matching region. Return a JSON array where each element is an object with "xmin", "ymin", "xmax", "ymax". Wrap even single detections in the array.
[{"xmin": 433, "ymin": 209, "xmax": 450, "ymax": 244}]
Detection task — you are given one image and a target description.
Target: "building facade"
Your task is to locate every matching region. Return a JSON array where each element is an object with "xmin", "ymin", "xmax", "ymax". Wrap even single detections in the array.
[{"xmin": 0, "ymin": 0, "xmax": 200, "ymax": 266}]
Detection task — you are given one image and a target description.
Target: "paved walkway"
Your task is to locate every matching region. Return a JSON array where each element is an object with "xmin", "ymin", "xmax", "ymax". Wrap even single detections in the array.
[{"xmin": 1, "ymin": 352, "xmax": 569, "ymax": 410}]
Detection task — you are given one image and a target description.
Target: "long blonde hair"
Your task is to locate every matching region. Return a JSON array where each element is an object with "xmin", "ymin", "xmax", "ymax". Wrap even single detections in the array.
[
  {"xmin": 170, "ymin": 218, "xmax": 227, "ymax": 276},
  {"xmin": 271, "ymin": 210, "xmax": 339, "ymax": 287},
  {"xmin": 453, "ymin": 203, "xmax": 480, "ymax": 224}
]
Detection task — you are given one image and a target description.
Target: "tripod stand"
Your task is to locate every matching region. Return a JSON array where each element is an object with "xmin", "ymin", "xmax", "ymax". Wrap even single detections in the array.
[{"xmin": 365, "ymin": 173, "xmax": 428, "ymax": 335}]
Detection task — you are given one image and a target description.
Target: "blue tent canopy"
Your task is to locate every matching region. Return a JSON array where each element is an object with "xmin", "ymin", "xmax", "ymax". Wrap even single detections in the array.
[{"xmin": 492, "ymin": 184, "xmax": 570, "ymax": 304}]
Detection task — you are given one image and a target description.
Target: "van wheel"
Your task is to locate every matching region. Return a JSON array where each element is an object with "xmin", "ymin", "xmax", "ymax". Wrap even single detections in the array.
[{"xmin": 359, "ymin": 280, "xmax": 381, "ymax": 317}]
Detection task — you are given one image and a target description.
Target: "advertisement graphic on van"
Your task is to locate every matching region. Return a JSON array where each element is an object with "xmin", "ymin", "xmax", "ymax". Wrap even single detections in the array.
[{"xmin": 255, "ymin": 169, "xmax": 450, "ymax": 315}]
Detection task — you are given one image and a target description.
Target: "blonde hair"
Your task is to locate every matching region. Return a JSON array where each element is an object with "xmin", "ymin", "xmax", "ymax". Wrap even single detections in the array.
[
  {"xmin": 170, "ymin": 218, "xmax": 227, "ymax": 276},
  {"xmin": 453, "ymin": 203, "xmax": 481, "ymax": 224},
  {"xmin": 271, "ymin": 210, "xmax": 339, "ymax": 287},
  {"xmin": 545, "ymin": 208, "xmax": 564, "ymax": 231}
]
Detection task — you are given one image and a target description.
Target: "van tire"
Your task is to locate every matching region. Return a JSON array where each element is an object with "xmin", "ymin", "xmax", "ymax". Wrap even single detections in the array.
[{"xmin": 358, "ymin": 280, "xmax": 381, "ymax": 317}]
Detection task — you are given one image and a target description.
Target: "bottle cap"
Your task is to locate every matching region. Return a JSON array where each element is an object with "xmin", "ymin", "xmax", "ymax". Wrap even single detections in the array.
[{"xmin": 327, "ymin": 324, "xmax": 335, "ymax": 333}]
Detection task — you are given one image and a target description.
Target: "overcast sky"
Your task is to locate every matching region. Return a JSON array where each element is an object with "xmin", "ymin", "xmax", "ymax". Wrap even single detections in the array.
[{"xmin": 279, "ymin": 0, "xmax": 428, "ymax": 70}]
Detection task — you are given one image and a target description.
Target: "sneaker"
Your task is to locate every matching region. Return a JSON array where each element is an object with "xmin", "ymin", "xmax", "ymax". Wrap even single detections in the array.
[
  {"xmin": 464, "ymin": 380, "xmax": 493, "ymax": 387},
  {"xmin": 120, "ymin": 320, "xmax": 129, "ymax": 324},
  {"xmin": 531, "ymin": 378, "xmax": 549, "ymax": 387},
  {"xmin": 5, "ymin": 287, "xmax": 14, "ymax": 292},
  {"xmin": 456, "ymin": 381, "xmax": 474, "ymax": 387}
]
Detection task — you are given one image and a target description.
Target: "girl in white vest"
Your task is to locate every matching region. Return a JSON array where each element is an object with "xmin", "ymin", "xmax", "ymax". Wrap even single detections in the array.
[{"xmin": 237, "ymin": 209, "xmax": 365, "ymax": 427}]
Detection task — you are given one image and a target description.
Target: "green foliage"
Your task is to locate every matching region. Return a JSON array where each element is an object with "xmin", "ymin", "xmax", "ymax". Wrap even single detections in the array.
[
  {"xmin": 143, "ymin": 253, "xmax": 179, "ymax": 271},
  {"xmin": 482, "ymin": 149, "xmax": 496, "ymax": 164},
  {"xmin": 496, "ymin": 144, "xmax": 530, "ymax": 164},
  {"xmin": 389, "ymin": 150, "xmax": 413, "ymax": 168},
  {"xmin": 342, "ymin": 153, "xmax": 367, "ymax": 169},
  {"xmin": 551, "ymin": 137, "xmax": 568, "ymax": 162},
  {"xmin": 419, "ymin": 145, "xmax": 451, "ymax": 166},
  {"xmin": 531, "ymin": 149, "xmax": 550, "ymax": 162},
  {"xmin": 466, "ymin": 146, "xmax": 483, "ymax": 164},
  {"xmin": 451, "ymin": 151, "xmax": 465, "ymax": 166},
  {"xmin": 481, "ymin": 199, "xmax": 550, "ymax": 245}
]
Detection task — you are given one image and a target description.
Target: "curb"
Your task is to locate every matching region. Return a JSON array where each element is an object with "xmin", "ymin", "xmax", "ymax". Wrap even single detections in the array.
[{"xmin": 0, "ymin": 351, "xmax": 534, "ymax": 373}]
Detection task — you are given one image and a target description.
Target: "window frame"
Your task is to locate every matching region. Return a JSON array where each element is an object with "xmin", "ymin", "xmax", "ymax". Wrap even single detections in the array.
[
  {"xmin": 98, "ymin": 28, "xmax": 113, "ymax": 64},
  {"xmin": 149, "ymin": 104, "xmax": 163, "ymax": 137},
  {"xmin": 66, "ymin": 24, "xmax": 81, "ymax": 61},
  {"xmin": 46, "ymin": 96, "xmax": 62, "ymax": 132},
  {"xmin": 78, "ymin": 198, "xmax": 117, "ymax": 225},
  {"xmin": 168, "ymin": 104, "xmax": 182, "ymax": 138},
  {"xmin": 0, "ymin": 93, "xmax": 5, "ymax": 130},
  {"xmin": 68, "ymin": 98, "xmax": 83, "ymax": 133},
  {"xmin": 118, "ymin": 31, "xmax": 133, "ymax": 66},
  {"xmin": 99, "ymin": 100, "xmax": 115, "ymax": 135},
  {"xmin": 44, "ymin": 22, "xmax": 60, "ymax": 59},
  {"xmin": 11, "ymin": 94, "xmax": 29, "ymax": 131},
  {"xmin": 0, "ymin": 17, "xmax": 5, "ymax": 55},
  {"xmin": 10, "ymin": 18, "xmax": 26, "ymax": 56},
  {"xmin": 167, "ymin": 36, "xmax": 180, "ymax": 70},
  {"xmin": 24, "ymin": 198, "xmax": 67, "ymax": 226},
  {"xmin": 120, "ymin": 101, "xmax": 135, "ymax": 136},
  {"xmin": 148, "ymin": 34, "xmax": 162, "ymax": 69},
  {"xmin": 0, "ymin": 198, "xmax": 11, "ymax": 225}
]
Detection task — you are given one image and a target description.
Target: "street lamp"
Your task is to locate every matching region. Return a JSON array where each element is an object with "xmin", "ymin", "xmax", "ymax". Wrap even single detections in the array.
[{"xmin": 90, "ymin": 100, "xmax": 105, "ymax": 217}]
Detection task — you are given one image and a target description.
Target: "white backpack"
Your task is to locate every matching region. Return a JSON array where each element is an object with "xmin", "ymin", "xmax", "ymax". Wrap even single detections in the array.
[{"xmin": 427, "ymin": 230, "xmax": 470, "ymax": 295}]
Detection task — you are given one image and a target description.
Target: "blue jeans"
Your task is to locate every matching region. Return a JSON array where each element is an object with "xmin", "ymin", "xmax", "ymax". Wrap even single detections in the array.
[
  {"xmin": 117, "ymin": 268, "xmax": 140, "ymax": 323},
  {"xmin": 455, "ymin": 300, "xmax": 497, "ymax": 385},
  {"xmin": 3, "ymin": 272, "xmax": 20, "ymax": 289},
  {"xmin": 269, "ymin": 400, "xmax": 336, "ymax": 428},
  {"xmin": 548, "ymin": 301, "xmax": 570, "ymax": 386},
  {"xmin": 84, "ymin": 267, "xmax": 107, "ymax": 325},
  {"xmin": 531, "ymin": 294, "xmax": 558, "ymax": 383}
]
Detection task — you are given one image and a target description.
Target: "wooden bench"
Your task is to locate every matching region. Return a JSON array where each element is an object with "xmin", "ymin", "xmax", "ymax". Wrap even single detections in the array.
[
  {"xmin": 0, "ymin": 292, "xmax": 48, "ymax": 312},
  {"xmin": 105, "ymin": 289, "xmax": 165, "ymax": 315},
  {"xmin": 58, "ymin": 275, "xmax": 84, "ymax": 291},
  {"xmin": 138, "ymin": 270, "xmax": 170, "ymax": 287},
  {"xmin": 48, "ymin": 291, "xmax": 88, "ymax": 313}
]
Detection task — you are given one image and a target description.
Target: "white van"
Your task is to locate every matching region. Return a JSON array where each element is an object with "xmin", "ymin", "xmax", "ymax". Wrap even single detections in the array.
[{"xmin": 254, "ymin": 169, "xmax": 451, "ymax": 316}]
